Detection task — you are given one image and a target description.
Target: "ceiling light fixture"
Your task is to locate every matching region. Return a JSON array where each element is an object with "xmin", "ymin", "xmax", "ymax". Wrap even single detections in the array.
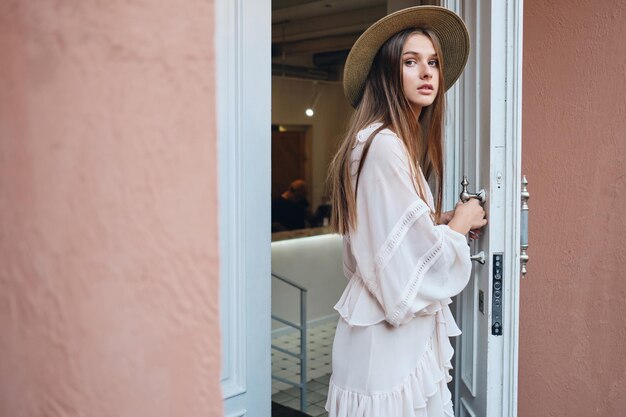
[{"xmin": 305, "ymin": 82, "xmax": 320, "ymax": 117}]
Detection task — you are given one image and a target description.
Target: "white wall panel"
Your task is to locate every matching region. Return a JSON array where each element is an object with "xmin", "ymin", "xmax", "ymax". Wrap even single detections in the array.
[{"xmin": 218, "ymin": 0, "xmax": 272, "ymax": 415}]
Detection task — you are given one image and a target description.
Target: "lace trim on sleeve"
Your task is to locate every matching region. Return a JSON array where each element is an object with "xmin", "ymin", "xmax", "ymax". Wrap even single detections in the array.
[
  {"xmin": 359, "ymin": 199, "xmax": 430, "ymax": 294},
  {"xmin": 374, "ymin": 199, "xmax": 430, "ymax": 275},
  {"xmin": 387, "ymin": 227, "xmax": 445, "ymax": 327}
]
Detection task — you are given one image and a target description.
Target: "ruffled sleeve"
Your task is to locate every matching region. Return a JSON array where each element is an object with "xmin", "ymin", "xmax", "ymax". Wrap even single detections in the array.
[{"xmin": 339, "ymin": 127, "xmax": 472, "ymax": 328}]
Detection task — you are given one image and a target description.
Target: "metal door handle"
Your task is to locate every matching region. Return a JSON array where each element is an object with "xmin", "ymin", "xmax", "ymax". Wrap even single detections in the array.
[
  {"xmin": 460, "ymin": 176, "xmax": 486, "ymax": 203},
  {"xmin": 470, "ymin": 250, "xmax": 486, "ymax": 264},
  {"xmin": 460, "ymin": 176, "xmax": 486, "ymax": 261},
  {"xmin": 521, "ymin": 175, "xmax": 530, "ymax": 277}
]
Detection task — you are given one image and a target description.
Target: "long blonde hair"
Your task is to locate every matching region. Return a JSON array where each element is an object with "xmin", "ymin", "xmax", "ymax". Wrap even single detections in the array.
[{"xmin": 329, "ymin": 28, "xmax": 446, "ymax": 235}]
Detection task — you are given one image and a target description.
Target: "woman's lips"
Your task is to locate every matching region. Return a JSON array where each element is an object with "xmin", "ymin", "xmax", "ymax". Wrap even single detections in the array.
[{"xmin": 418, "ymin": 85, "xmax": 434, "ymax": 94}]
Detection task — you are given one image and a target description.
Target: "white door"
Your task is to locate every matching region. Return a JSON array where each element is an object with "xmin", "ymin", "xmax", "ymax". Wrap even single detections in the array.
[
  {"xmin": 217, "ymin": 0, "xmax": 272, "ymax": 416},
  {"xmin": 216, "ymin": 0, "xmax": 522, "ymax": 415},
  {"xmin": 443, "ymin": 1, "xmax": 524, "ymax": 416}
]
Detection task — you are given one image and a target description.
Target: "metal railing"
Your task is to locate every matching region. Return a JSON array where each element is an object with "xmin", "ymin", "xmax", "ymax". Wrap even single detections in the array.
[{"xmin": 271, "ymin": 272, "xmax": 307, "ymax": 412}]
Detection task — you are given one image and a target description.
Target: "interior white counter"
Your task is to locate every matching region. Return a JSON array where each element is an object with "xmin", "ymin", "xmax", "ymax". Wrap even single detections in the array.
[{"xmin": 271, "ymin": 233, "xmax": 346, "ymax": 332}]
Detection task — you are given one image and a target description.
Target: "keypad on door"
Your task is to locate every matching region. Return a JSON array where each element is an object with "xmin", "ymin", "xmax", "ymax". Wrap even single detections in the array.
[{"xmin": 492, "ymin": 253, "xmax": 504, "ymax": 336}]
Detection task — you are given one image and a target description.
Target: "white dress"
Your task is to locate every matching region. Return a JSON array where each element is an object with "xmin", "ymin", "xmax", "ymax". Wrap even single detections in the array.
[{"xmin": 325, "ymin": 123, "xmax": 472, "ymax": 417}]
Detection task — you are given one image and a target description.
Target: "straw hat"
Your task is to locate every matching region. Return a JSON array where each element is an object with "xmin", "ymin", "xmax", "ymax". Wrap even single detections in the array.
[{"xmin": 343, "ymin": 6, "xmax": 470, "ymax": 108}]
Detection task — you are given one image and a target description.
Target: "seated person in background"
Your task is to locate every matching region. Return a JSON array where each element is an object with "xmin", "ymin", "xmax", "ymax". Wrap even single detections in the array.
[{"xmin": 272, "ymin": 179, "xmax": 310, "ymax": 232}]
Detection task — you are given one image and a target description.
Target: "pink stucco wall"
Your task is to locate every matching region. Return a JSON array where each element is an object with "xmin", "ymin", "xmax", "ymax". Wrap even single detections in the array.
[
  {"xmin": 0, "ymin": 1, "xmax": 222, "ymax": 416},
  {"xmin": 519, "ymin": 1, "xmax": 626, "ymax": 416}
]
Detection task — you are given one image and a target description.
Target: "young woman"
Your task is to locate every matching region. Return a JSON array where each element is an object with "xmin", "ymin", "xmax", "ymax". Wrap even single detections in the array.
[{"xmin": 325, "ymin": 6, "xmax": 487, "ymax": 417}]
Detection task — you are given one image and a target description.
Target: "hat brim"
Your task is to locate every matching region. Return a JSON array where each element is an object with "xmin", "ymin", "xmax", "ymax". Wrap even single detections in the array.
[{"xmin": 344, "ymin": 6, "xmax": 470, "ymax": 108}]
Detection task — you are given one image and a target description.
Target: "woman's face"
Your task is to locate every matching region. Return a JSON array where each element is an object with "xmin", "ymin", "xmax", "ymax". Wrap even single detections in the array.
[{"xmin": 401, "ymin": 33, "xmax": 440, "ymax": 115}]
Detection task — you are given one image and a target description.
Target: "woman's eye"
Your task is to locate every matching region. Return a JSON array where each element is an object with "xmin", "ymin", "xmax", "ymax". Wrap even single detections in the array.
[
  {"xmin": 428, "ymin": 60, "xmax": 439, "ymax": 67},
  {"xmin": 404, "ymin": 59, "xmax": 417, "ymax": 67}
]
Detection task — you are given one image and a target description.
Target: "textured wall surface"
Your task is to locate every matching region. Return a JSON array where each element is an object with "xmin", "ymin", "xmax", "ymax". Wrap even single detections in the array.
[
  {"xmin": 0, "ymin": 1, "xmax": 223, "ymax": 416},
  {"xmin": 520, "ymin": 1, "xmax": 626, "ymax": 416}
]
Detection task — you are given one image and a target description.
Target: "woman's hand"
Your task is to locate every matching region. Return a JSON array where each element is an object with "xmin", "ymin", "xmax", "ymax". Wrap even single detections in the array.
[
  {"xmin": 438, "ymin": 210, "xmax": 455, "ymax": 225},
  {"xmin": 468, "ymin": 228, "xmax": 483, "ymax": 241},
  {"xmin": 448, "ymin": 199, "xmax": 487, "ymax": 236}
]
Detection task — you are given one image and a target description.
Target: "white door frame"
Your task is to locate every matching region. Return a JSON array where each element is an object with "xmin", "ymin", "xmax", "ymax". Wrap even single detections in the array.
[
  {"xmin": 443, "ymin": 1, "xmax": 523, "ymax": 416},
  {"xmin": 218, "ymin": 0, "xmax": 272, "ymax": 416},
  {"xmin": 217, "ymin": 0, "xmax": 522, "ymax": 415}
]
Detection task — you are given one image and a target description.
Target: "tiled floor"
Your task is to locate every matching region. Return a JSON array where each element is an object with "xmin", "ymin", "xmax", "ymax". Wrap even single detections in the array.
[{"xmin": 271, "ymin": 319, "xmax": 337, "ymax": 417}]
